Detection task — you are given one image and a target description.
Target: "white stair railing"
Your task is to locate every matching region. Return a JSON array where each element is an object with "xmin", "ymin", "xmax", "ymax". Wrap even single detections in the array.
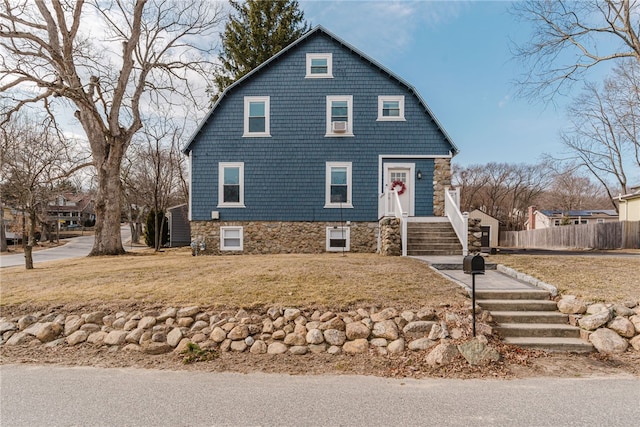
[
  {"xmin": 444, "ymin": 187, "xmax": 468, "ymax": 256},
  {"xmin": 391, "ymin": 189, "xmax": 408, "ymax": 257}
]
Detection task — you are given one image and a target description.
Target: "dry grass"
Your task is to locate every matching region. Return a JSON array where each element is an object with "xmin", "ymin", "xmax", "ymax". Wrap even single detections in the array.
[
  {"xmin": 0, "ymin": 250, "xmax": 466, "ymax": 310},
  {"xmin": 490, "ymin": 254, "xmax": 640, "ymax": 303}
]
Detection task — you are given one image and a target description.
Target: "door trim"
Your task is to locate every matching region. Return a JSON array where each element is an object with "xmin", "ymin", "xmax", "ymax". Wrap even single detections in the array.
[{"xmin": 383, "ymin": 162, "xmax": 415, "ymax": 216}]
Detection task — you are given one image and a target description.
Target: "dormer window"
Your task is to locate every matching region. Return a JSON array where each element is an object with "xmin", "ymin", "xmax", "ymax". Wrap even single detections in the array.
[{"xmin": 306, "ymin": 53, "xmax": 333, "ymax": 78}]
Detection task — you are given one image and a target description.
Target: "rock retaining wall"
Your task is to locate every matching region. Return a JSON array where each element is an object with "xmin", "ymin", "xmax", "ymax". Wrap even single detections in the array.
[
  {"xmin": 0, "ymin": 305, "xmax": 502, "ymax": 366},
  {"xmin": 556, "ymin": 296, "xmax": 640, "ymax": 353}
]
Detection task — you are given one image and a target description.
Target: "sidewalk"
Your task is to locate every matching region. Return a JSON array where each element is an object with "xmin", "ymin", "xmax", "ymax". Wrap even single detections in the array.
[{"xmin": 412, "ymin": 255, "xmax": 539, "ymax": 292}]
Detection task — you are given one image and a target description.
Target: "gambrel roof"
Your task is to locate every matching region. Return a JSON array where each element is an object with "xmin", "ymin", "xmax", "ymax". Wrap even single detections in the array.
[{"xmin": 184, "ymin": 25, "xmax": 458, "ymax": 155}]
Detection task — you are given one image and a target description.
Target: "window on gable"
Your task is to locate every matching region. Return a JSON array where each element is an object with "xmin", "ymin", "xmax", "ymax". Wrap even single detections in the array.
[
  {"xmin": 325, "ymin": 162, "xmax": 353, "ymax": 208},
  {"xmin": 244, "ymin": 96, "xmax": 270, "ymax": 137},
  {"xmin": 377, "ymin": 96, "xmax": 405, "ymax": 121},
  {"xmin": 220, "ymin": 226, "xmax": 243, "ymax": 251},
  {"xmin": 326, "ymin": 226, "xmax": 350, "ymax": 252},
  {"xmin": 218, "ymin": 162, "xmax": 245, "ymax": 208},
  {"xmin": 306, "ymin": 53, "xmax": 333, "ymax": 78},
  {"xmin": 326, "ymin": 95, "xmax": 353, "ymax": 136}
]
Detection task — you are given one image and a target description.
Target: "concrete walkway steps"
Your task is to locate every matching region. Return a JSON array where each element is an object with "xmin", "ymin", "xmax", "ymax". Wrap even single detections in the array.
[{"xmin": 415, "ymin": 255, "xmax": 594, "ymax": 354}]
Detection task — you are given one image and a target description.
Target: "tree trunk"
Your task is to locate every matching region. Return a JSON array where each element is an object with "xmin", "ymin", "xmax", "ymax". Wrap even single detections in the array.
[
  {"xmin": 89, "ymin": 160, "xmax": 125, "ymax": 256},
  {"xmin": 24, "ymin": 210, "xmax": 36, "ymax": 270},
  {"xmin": 0, "ymin": 202, "xmax": 7, "ymax": 253}
]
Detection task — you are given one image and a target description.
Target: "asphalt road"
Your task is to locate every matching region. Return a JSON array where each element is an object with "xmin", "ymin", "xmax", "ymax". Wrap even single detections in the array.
[
  {"xmin": 0, "ymin": 226, "xmax": 131, "ymax": 268},
  {"xmin": 1, "ymin": 365, "xmax": 638, "ymax": 426}
]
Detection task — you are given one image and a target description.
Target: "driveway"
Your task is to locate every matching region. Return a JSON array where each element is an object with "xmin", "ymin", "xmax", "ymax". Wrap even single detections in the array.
[{"xmin": 0, "ymin": 226, "xmax": 132, "ymax": 268}]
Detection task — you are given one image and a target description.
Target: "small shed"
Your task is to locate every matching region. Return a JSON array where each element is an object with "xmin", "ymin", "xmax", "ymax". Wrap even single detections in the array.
[
  {"xmin": 468, "ymin": 209, "xmax": 499, "ymax": 250},
  {"xmin": 167, "ymin": 204, "xmax": 191, "ymax": 247},
  {"xmin": 619, "ymin": 186, "xmax": 640, "ymax": 221}
]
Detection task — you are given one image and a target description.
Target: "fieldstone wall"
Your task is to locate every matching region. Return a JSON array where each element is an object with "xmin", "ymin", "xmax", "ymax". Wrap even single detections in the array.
[
  {"xmin": 379, "ymin": 218, "xmax": 401, "ymax": 256},
  {"xmin": 433, "ymin": 158, "xmax": 452, "ymax": 217},
  {"xmin": 190, "ymin": 221, "xmax": 377, "ymax": 255},
  {"xmin": 557, "ymin": 296, "xmax": 640, "ymax": 354},
  {"xmin": 468, "ymin": 218, "xmax": 482, "ymax": 253},
  {"xmin": 0, "ymin": 305, "xmax": 503, "ymax": 366}
]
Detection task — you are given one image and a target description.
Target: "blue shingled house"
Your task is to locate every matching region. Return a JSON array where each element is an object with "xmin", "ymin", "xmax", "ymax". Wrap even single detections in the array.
[{"xmin": 184, "ymin": 26, "xmax": 467, "ymax": 256}]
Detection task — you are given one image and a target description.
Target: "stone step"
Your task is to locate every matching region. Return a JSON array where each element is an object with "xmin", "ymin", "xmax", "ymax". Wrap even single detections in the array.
[
  {"xmin": 496, "ymin": 323, "xmax": 581, "ymax": 338},
  {"xmin": 490, "ymin": 311, "xmax": 569, "ymax": 324},
  {"xmin": 474, "ymin": 289, "xmax": 550, "ymax": 301},
  {"xmin": 477, "ymin": 300, "xmax": 558, "ymax": 312},
  {"xmin": 503, "ymin": 337, "xmax": 594, "ymax": 353},
  {"xmin": 407, "ymin": 249, "xmax": 463, "ymax": 256}
]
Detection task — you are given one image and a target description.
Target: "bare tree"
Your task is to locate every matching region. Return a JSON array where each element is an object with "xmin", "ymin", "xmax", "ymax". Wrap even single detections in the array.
[
  {"xmin": 0, "ymin": 111, "xmax": 85, "ymax": 268},
  {"xmin": 0, "ymin": 0, "xmax": 223, "ymax": 256},
  {"xmin": 559, "ymin": 61, "xmax": 640, "ymax": 209},
  {"xmin": 512, "ymin": 0, "xmax": 640, "ymax": 102}
]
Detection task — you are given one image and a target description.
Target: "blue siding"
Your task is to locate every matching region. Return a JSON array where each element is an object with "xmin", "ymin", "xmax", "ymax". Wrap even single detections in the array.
[{"xmin": 189, "ymin": 32, "xmax": 452, "ymax": 222}]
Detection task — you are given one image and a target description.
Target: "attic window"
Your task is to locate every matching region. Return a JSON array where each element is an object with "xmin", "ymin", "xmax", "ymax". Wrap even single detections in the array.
[
  {"xmin": 306, "ymin": 53, "xmax": 333, "ymax": 78},
  {"xmin": 377, "ymin": 96, "xmax": 405, "ymax": 121}
]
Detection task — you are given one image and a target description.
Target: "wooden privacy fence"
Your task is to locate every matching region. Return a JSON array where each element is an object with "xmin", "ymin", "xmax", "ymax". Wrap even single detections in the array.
[{"xmin": 500, "ymin": 221, "xmax": 640, "ymax": 250}]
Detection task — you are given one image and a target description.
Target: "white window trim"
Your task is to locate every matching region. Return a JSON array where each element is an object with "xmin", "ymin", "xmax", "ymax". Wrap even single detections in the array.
[
  {"xmin": 377, "ymin": 95, "xmax": 405, "ymax": 121},
  {"xmin": 306, "ymin": 53, "xmax": 333, "ymax": 78},
  {"xmin": 325, "ymin": 161, "xmax": 353, "ymax": 209},
  {"xmin": 243, "ymin": 96, "xmax": 270, "ymax": 137},
  {"xmin": 218, "ymin": 162, "xmax": 245, "ymax": 208},
  {"xmin": 220, "ymin": 226, "xmax": 243, "ymax": 251},
  {"xmin": 326, "ymin": 226, "xmax": 350, "ymax": 252},
  {"xmin": 325, "ymin": 95, "xmax": 353, "ymax": 137}
]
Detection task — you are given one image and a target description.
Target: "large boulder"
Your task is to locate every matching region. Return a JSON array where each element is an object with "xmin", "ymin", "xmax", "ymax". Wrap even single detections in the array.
[
  {"xmin": 425, "ymin": 341, "xmax": 459, "ymax": 367},
  {"xmin": 578, "ymin": 309, "xmax": 613, "ymax": 331},
  {"xmin": 343, "ymin": 339, "xmax": 368, "ymax": 354},
  {"xmin": 589, "ymin": 328, "xmax": 629, "ymax": 354},
  {"xmin": 457, "ymin": 337, "xmax": 500, "ymax": 366},
  {"xmin": 607, "ymin": 317, "xmax": 636, "ymax": 339},
  {"xmin": 557, "ymin": 296, "xmax": 587, "ymax": 314},
  {"xmin": 372, "ymin": 320, "xmax": 398, "ymax": 340},
  {"xmin": 345, "ymin": 322, "xmax": 370, "ymax": 340}
]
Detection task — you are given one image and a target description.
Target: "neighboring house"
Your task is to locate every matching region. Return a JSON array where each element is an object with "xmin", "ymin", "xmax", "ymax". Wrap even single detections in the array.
[
  {"xmin": 618, "ymin": 186, "xmax": 640, "ymax": 221},
  {"xmin": 47, "ymin": 193, "xmax": 95, "ymax": 228},
  {"xmin": 468, "ymin": 209, "xmax": 499, "ymax": 249},
  {"xmin": 167, "ymin": 204, "xmax": 191, "ymax": 247},
  {"xmin": 526, "ymin": 206, "xmax": 618, "ymax": 230},
  {"xmin": 184, "ymin": 26, "xmax": 459, "ymax": 255}
]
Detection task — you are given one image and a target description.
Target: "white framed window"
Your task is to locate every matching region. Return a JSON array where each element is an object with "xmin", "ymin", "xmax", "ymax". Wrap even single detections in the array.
[
  {"xmin": 377, "ymin": 96, "xmax": 405, "ymax": 121},
  {"xmin": 220, "ymin": 226, "xmax": 243, "ymax": 251},
  {"xmin": 574, "ymin": 219, "xmax": 587, "ymax": 225},
  {"xmin": 306, "ymin": 53, "xmax": 333, "ymax": 78},
  {"xmin": 326, "ymin": 226, "xmax": 350, "ymax": 252},
  {"xmin": 326, "ymin": 95, "xmax": 353, "ymax": 137},
  {"xmin": 243, "ymin": 96, "xmax": 270, "ymax": 137},
  {"xmin": 596, "ymin": 218, "xmax": 605, "ymax": 224},
  {"xmin": 218, "ymin": 162, "xmax": 245, "ymax": 208},
  {"xmin": 325, "ymin": 162, "xmax": 353, "ymax": 208}
]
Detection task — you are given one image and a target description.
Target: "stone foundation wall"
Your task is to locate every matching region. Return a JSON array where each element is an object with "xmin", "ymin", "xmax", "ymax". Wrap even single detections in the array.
[
  {"xmin": 190, "ymin": 221, "xmax": 378, "ymax": 255},
  {"xmin": 379, "ymin": 218, "xmax": 401, "ymax": 256},
  {"xmin": 468, "ymin": 218, "xmax": 482, "ymax": 253},
  {"xmin": 433, "ymin": 158, "xmax": 452, "ymax": 217}
]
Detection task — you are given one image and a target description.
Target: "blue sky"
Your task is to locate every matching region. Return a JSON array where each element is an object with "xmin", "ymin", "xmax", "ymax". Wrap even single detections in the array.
[{"xmin": 300, "ymin": 0, "xmax": 573, "ymax": 167}]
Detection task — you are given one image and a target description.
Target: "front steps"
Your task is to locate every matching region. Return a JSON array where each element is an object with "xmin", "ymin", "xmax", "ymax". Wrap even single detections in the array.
[
  {"xmin": 406, "ymin": 222, "xmax": 462, "ymax": 256},
  {"xmin": 475, "ymin": 289, "xmax": 594, "ymax": 353}
]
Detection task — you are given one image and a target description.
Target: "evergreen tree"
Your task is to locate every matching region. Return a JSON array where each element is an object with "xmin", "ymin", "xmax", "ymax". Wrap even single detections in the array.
[
  {"xmin": 213, "ymin": 0, "xmax": 308, "ymax": 96},
  {"xmin": 144, "ymin": 210, "xmax": 169, "ymax": 249}
]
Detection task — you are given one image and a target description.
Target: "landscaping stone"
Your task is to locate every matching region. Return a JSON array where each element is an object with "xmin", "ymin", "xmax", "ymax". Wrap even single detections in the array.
[
  {"xmin": 284, "ymin": 333, "xmax": 306, "ymax": 346},
  {"xmin": 0, "ymin": 322, "xmax": 17, "ymax": 334},
  {"xmin": 630, "ymin": 315, "xmax": 640, "ymax": 334},
  {"xmin": 6, "ymin": 331, "xmax": 33, "ymax": 346},
  {"xmin": 578, "ymin": 309, "xmax": 613, "ymax": 331},
  {"xmin": 84, "ymin": 311, "xmax": 106, "ymax": 325},
  {"xmin": 425, "ymin": 341, "xmax": 459, "ymax": 367},
  {"xmin": 408, "ymin": 338, "xmax": 437, "ymax": 351},
  {"xmin": 177, "ymin": 306, "xmax": 200, "ymax": 318},
  {"xmin": 306, "ymin": 329, "xmax": 324, "ymax": 345},
  {"xmin": 323, "ymin": 329, "xmax": 346, "ymax": 346},
  {"xmin": 250, "ymin": 340, "xmax": 267, "ymax": 354},
  {"xmin": 87, "ymin": 331, "xmax": 108, "ymax": 345},
  {"xmin": 66, "ymin": 330, "xmax": 88, "ymax": 346},
  {"xmin": 289, "ymin": 345, "xmax": 308, "ymax": 355},
  {"xmin": 64, "ymin": 316, "xmax": 84, "ymax": 336},
  {"xmin": 167, "ymin": 328, "xmax": 183, "ymax": 347},
  {"xmin": 142, "ymin": 342, "xmax": 172, "ymax": 355},
  {"xmin": 586, "ymin": 303, "xmax": 609, "ymax": 315},
  {"xmin": 387, "ymin": 338, "xmax": 405, "ymax": 354},
  {"xmin": 372, "ymin": 320, "xmax": 398, "ymax": 340},
  {"xmin": 267, "ymin": 342, "xmax": 288, "ymax": 354},
  {"xmin": 589, "ymin": 328, "xmax": 629, "ymax": 354},
  {"xmin": 227, "ymin": 325, "xmax": 249, "ymax": 340},
  {"xmin": 343, "ymin": 339, "xmax": 368, "ymax": 354},
  {"xmin": 125, "ymin": 328, "xmax": 145, "ymax": 344},
  {"xmin": 104, "ymin": 330, "xmax": 128, "ymax": 346},
  {"xmin": 613, "ymin": 305, "xmax": 635, "ymax": 317},
  {"xmin": 630, "ymin": 335, "xmax": 640, "ymax": 352},
  {"xmin": 458, "ymin": 337, "xmax": 500, "ymax": 366},
  {"xmin": 557, "ymin": 296, "xmax": 587, "ymax": 314},
  {"xmin": 18, "ymin": 315, "xmax": 37, "ymax": 330},
  {"xmin": 607, "ymin": 317, "xmax": 636, "ymax": 338},
  {"xmin": 370, "ymin": 308, "xmax": 397, "ymax": 322},
  {"xmin": 345, "ymin": 322, "xmax": 370, "ymax": 340},
  {"xmin": 230, "ymin": 340, "xmax": 248, "ymax": 352}
]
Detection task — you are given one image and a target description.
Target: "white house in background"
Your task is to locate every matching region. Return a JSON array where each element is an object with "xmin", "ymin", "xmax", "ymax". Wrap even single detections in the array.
[
  {"xmin": 468, "ymin": 209, "xmax": 499, "ymax": 249},
  {"xmin": 619, "ymin": 186, "xmax": 640, "ymax": 221},
  {"xmin": 525, "ymin": 207, "xmax": 618, "ymax": 230}
]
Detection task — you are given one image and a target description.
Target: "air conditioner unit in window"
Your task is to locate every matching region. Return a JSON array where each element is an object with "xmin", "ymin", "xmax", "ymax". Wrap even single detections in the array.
[{"xmin": 332, "ymin": 121, "xmax": 348, "ymax": 133}]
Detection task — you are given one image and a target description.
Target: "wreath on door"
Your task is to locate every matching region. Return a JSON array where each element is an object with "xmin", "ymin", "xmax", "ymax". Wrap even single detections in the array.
[{"xmin": 390, "ymin": 180, "xmax": 406, "ymax": 195}]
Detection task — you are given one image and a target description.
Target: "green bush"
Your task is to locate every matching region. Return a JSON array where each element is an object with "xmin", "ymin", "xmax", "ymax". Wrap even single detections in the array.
[{"xmin": 144, "ymin": 209, "xmax": 169, "ymax": 248}]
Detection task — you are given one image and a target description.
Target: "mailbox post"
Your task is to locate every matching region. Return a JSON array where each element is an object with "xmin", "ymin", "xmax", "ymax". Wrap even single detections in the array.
[{"xmin": 463, "ymin": 254, "xmax": 485, "ymax": 337}]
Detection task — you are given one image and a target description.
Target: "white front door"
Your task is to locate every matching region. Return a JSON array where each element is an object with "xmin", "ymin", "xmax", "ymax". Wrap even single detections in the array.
[{"xmin": 385, "ymin": 164, "xmax": 414, "ymax": 216}]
